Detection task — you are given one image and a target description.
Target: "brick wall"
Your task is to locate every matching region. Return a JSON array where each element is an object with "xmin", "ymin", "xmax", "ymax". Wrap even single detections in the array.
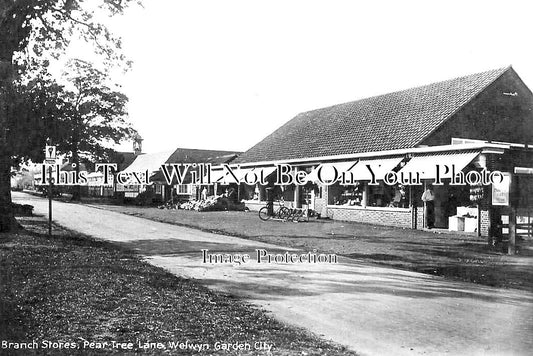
[
  {"xmin": 416, "ymin": 206, "xmax": 424, "ymax": 230},
  {"xmin": 319, "ymin": 185, "xmax": 330, "ymax": 217},
  {"xmin": 314, "ymin": 185, "xmax": 327, "ymax": 217},
  {"xmin": 314, "ymin": 197, "xmax": 326, "ymax": 217},
  {"xmin": 327, "ymin": 206, "xmax": 412, "ymax": 228},
  {"xmin": 478, "ymin": 184, "xmax": 491, "ymax": 237},
  {"xmin": 480, "ymin": 209, "xmax": 490, "ymax": 237}
]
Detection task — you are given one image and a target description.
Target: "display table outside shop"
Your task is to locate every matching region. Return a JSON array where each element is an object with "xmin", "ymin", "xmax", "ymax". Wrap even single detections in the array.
[
  {"xmin": 449, "ymin": 206, "xmax": 478, "ymax": 232},
  {"xmin": 449, "ymin": 216, "xmax": 465, "ymax": 231}
]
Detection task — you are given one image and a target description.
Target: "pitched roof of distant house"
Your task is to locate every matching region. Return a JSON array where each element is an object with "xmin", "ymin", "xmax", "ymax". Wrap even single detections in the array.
[
  {"xmin": 233, "ymin": 67, "xmax": 510, "ymax": 164},
  {"xmin": 123, "ymin": 150, "xmax": 174, "ymax": 173},
  {"xmin": 151, "ymin": 148, "xmax": 241, "ymax": 184},
  {"xmin": 111, "ymin": 151, "xmax": 138, "ymax": 171},
  {"xmin": 164, "ymin": 148, "xmax": 240, "ymax": 165}
]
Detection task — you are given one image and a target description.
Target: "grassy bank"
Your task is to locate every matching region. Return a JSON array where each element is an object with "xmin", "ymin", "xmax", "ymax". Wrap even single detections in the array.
[
  {"xmin": 92, "ymin": 204, "xmax": 533, "ymax": 292},
  {"xmin": 0, "ymin": 216, "xmax": 356, "ymax": 356}
]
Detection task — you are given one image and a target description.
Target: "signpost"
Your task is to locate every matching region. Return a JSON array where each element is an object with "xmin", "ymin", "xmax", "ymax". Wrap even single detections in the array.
[
  {"xmin": 44, "ymin": 145, "xmax": 56, "ymax": 237},
  {"xmin": 48, "ymin": 166, "xmax": 53, "ymax": 237},
  {"xmin": 491, "ymin": 172, "xmax": 520, "ymax": 255}
]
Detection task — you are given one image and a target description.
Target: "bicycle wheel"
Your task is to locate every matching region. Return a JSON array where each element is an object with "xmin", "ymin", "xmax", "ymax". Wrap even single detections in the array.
[
  {"xmin": 258, "ymin": 207, "xmax": 271, "ymax": 221},
  {"xmin": 278, "ymin": 207, "xmax": 291, "ymax": 220}
]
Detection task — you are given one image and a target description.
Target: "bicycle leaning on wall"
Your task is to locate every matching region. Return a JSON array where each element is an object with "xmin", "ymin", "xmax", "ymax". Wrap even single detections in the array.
[{"xmin": 258, "ymin": 198, "xmax": 291, "ymax": 221}]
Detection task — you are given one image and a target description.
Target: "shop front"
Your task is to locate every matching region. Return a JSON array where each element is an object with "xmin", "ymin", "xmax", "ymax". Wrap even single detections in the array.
[{"xmin": 231, "ymin": 142, "xmax": 532, "ymax": 238}]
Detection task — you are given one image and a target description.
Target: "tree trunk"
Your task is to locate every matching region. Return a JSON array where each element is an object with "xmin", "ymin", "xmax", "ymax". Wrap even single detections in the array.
[
  {"xmin": 0, "ymin": 55, "xmax": 19, "ymax": 233},
  {"xmin": 0, "ymin": 156, "xmax": 19, "ymax": 233}
]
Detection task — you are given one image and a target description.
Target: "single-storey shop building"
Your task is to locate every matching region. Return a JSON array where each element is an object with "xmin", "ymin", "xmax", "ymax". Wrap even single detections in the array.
[{"xmin": 224, "ymin": 67, "xmax": 533, "ymax": 237}]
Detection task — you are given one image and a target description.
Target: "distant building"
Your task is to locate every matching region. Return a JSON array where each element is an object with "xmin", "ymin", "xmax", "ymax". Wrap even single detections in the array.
[
  {"xmin": 150, "ymin": 148, "xmax": 241, "ymax": 202},
  {"xmin": 88, "ymin": 135, "xmax": 144, "ymax": 197},
  {"xmin": 116, "ymin": 150, "xmax": 174, "ymax": 199}
]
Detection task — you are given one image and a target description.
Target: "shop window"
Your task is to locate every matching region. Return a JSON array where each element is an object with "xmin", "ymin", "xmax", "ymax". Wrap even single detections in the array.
[
  {"xmin": 329, "ymin": 182, "xmax": 363, "ymax": 206},
  {"xmin": 241, "ymin": 184, "xmax": 258, "ymax": 200},
  {"xmin": 282, "ymin": 185, "xmax": 295, "ymax": 202},
  {"xmin": 368, "ymin": 182, "xmax": 408, "ymax": 207},
  {"xmin": 177, "ymin": 184, "xmax": 191, "ymax": 194},
  {"xmin": 394, "ymin": 185, "xmax": 409, "ymax": 208},
  {"xmin": 328, "ymin": 182, "xmax": 409, "ymax": 208}
]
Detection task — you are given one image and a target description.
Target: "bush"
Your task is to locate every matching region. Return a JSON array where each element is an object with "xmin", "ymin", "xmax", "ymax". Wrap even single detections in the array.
[{"xmin": 134, "ymin": 190, "xmax": 156, "ymax": 206}]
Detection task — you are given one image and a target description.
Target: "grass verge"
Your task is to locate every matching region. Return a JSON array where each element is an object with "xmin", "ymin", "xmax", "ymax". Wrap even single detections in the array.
[
  {"xmin": 88, "ymin": 204, "xmax": 533, "ymax": 292},
  {"xmin": 0, "ymin": 216, "xmax": 356, "ymax": 356}
]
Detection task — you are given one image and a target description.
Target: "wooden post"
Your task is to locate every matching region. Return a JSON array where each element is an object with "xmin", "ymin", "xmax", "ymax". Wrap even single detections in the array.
[
  {"xmin": 508, "ymin": 208, "xmax": 516, "ymax": 255},
  {"xmin": 527, "ymin": 210, "xmax": 531, "ymax": 238},
  {"xmin": 508, "ymin": 173, "xmax": 517, "ymax": 255},
  {"xmin": 409, "ymin": 185, "xmax": 416, "ymax": 229},
  {"xmin": 423, "ymin": 180, "xmax": 427, "ymax": 228},
  {"xmin": 477, "ymin": 204, "xmax": 481, "ymax": 237},
  {"xmin": 527, "ymin": 211, "xmax": 533, "ymax": 237},
  {"xmin": 294, "ymin": 184, "xmax": 300, "ymax": 208},
  {"xmin": 362, "ymin": 183, "xmax": 368, "ymax": 208},
  {"xmin": 48, "ymin": 166, "xmax": 53, "ymax": 237}
]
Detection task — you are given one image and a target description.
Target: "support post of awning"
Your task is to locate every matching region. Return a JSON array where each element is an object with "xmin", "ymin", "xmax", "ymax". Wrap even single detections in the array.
[
  {"xmin": 362, "ymin": 184, "xmax": 368, "ymax": 208},
  {"xmin": 294, "ymin": 183, "xmax": 300, "ymax": 208},
  {"xmin": 508, "ymin": 208, "xmax": 516, "ymax": 255}
]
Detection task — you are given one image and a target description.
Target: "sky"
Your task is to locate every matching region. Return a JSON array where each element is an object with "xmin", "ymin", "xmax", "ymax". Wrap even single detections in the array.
[{"xmin": 87, "ymin": 0, "xmax": 533, "ymax": 154}]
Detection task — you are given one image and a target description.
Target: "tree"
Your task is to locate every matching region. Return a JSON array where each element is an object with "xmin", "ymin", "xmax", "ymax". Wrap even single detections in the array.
[
  {"xmin": 0, "ymin": 0, "xmax": 137, "ymax": 232},
  {"xmin": 51, "ymin": 58, "xmax": 133, "ymax": 200}
]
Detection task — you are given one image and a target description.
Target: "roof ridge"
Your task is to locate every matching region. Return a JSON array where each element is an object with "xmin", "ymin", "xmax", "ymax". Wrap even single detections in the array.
[
  {"xmin": 297, "ymin": 66, "xmax": 510, "ymax": 117},
  {"xmin": 170, "ymin": 147, "xmax": 242, "ymax": 153},
  {"xmin": 233, "ymin": 66, "xmax": 516, "ymax": 164}
]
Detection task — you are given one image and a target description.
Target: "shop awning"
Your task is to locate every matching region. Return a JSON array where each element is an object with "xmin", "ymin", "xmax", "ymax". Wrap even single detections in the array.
[
  {"xmin": 347, "ymin": 157, "xmax": 404, "ymax": 181},
  {"xmin": 397, "ymin": 150, "xmax": 480, "ymax": 180},
  {"xmin": 238, "ymin": 166, "xmax": 277, "ymax": 183},
  {"xmin": 209, "ymin": 169, "xmax": 226, "ymax": 183},
  {"xmin": 307, "ymin": 161, "xmax": 358, "ymax": 183},
  {"xmin": 205, "ymin": 168, "xmax": 239, "ymax": 185},
  {"xmin": 203, "ymin": 166, "xmax": 278, "ymax": 185}
]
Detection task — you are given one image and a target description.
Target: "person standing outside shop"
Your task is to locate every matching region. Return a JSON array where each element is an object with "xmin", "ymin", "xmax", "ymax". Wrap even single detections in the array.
[{"xmin": 422, "ymin": 184, "xmax": 435, "ymax": 229}]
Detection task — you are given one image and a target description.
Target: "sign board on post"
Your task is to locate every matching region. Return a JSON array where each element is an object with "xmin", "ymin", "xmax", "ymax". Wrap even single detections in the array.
[
  {"xmin": 492, "ymin": 172, "xmax": 511, "ymax": 206},
  {"xmin": 44, "ymin": 145, "xmax": 56, "ymax": 238},
  {"xmin": 47, "ymin": 165, "xmax": 53, "ymax": 237},
  {"xmin": 45, "ymin": 145, "xmax": 56, "ymax": 160}
]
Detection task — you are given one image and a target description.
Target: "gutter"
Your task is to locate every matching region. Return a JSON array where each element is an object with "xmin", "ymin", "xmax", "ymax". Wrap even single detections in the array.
[{"xmin": 223, "ymin": 142, "xmax": 517, "ymax": 169}]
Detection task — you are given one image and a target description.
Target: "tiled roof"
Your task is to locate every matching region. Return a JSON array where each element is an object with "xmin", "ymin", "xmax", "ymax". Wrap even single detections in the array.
[
  {"xmin": 164, "ymin": 148, "xmax": 241, "ymax": 164},
  {"xmin": 112, "ymin": 151, "xmax": 137, "ymax": 171},
  {"xmin": 151, "ymin": 148, "xmax": 241, "ymax": 184},
  {"xmin": 234, "ymin": 67, "xmax": 509, "ymax": 164}
]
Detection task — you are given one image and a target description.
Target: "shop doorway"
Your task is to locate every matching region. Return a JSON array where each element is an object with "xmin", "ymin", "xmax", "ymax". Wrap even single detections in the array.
[{"xmin": 432, "ymin": 182, "xmax": 471, "ymax": 229}]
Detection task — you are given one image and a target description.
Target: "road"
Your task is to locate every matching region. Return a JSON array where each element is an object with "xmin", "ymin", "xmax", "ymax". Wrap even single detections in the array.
[{"xmin": 14, "ymin": 192, "xmax": 533, "ymax": 356}]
